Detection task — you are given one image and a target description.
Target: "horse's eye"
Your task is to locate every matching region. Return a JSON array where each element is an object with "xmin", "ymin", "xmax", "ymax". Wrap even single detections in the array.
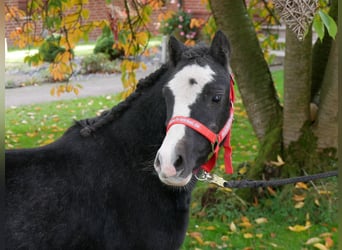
[{"xmin": 212, "ymin": 95, "xmax": 222, "ymax": 103}]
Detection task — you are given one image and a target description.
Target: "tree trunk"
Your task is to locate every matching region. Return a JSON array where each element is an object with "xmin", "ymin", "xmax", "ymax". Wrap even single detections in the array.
[
  {"xmin": 283, "ymin": 28, "xmax": 312, "ymax": 147},
  {"xmin": 312, "ymin": 36, "xmax": 338, "ymax": 150},
  {"xmin": 209, "ymin": 0, "xmax": 282, "ymax": 142}
]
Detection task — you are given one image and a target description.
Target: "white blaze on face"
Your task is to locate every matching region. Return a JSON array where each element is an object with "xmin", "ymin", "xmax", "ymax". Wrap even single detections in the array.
[{"xmin": 155, "ymin": 64, "xmax": 215, "ymax": 185}]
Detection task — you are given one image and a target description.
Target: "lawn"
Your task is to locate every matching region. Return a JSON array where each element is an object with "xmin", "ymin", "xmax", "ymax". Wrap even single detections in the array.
[{"xmin": 5, "ymin": 70, "xmax": 337, "ymax": 249}]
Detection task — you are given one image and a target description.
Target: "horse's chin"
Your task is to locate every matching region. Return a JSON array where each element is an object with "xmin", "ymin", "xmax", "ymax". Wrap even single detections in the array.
[{"xmin": 158, "ymin": 174, "xmax": 192, "ymax": 187}]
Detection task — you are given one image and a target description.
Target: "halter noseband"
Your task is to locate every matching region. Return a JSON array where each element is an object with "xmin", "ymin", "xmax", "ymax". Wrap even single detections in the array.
[{"xmin": 166, "ymin": 76, "xmax": 235, "ymax": 174}]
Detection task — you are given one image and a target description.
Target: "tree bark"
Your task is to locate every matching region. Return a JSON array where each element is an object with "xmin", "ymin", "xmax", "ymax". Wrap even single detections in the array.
[
  {"xmin": 283, "ymin": 28, "xmax": 312, "ymax": 147},
  {"xmin": 313, "ymin": 36, "xmax": 338, "ymax": 150},
  {"xmin": 209, "ymin": 0, "xmax": 282, "ymax": 142}
]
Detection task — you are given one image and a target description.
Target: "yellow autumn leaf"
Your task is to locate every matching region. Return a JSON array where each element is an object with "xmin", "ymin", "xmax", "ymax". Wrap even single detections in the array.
[
  {"xmin": 318, "ymin": 190, "xmax": 332, "ymax": 195},
  {"xmin": 221, "ymin": 235, "xmax": 229, "ymax": 241},
  {"xmin": 270, "ymin": 154, "xmax": 285, "ymax": 166},
  {"xmin": 190, "ymin": 18, "xmax": 204, "ymax": 29},
  {"xmin": 292, "ymin": 194, "xmax": 306, "ymax": 202},
  {"xmin": 238, "ymin": 166, "xmax": 248, "ymax": 175},
  {"xmin": 256, "ymin": 233, "xmax": 263, "ymax": 238},
  {"xmin": 295, "ymin": 182, "xmax": 309, "ymax": 190},
  {"xmin": 239, "ymin": 216, "xmax": 252, "ymax": 228},
  {"xmin": 50, "ymin": 87, "xmax": 56, "ymax": 96},
  {"xmin": 136, "ymin": 32, "xmax": 149, "ymax": 45},
  {"xmin": 26, "ymin": 132, "xmax": 37, "ymax": 138},
  {"xmin": 243, "ymin": 233, "xmax": 253, "ymax": 239},
  {"xmin": 205, "ymin": 226, "xmax": 216, "ymax": 231},
  {"xmin": 313, "ymin": 243, "xmax": 329, "ymax": 250},
  {"xmin": 73, "ymin": 87, "xmax": 79, "ymax": 96},
  {"xmin": 294, "ymin": 201, "xmax": 305, "ymax": 209},
  {"xmin": 184, "ymin": 40, "xmax": 196, "ymax": 46},
  {"xmin": 66, "ymin": 84, "xmax": 73, "ymax": 93},
  {"xmin": 81, "ymin": 9, "xmax": 90, "ymax": 19},
  {"xmin": 140, "ymin": 62, "xmax": 147, "ymax": 71},
  {"xmin": 41, "ymin": 139, "xmax": 54, "ymax": 145},
  {"xmin": 288, "ymin": 224, "xmax": 311, "ymax": 232}
]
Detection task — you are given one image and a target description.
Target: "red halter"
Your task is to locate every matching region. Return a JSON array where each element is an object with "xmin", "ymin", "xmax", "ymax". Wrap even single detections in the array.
[{"xmin": 166, "ymin": 76, "xmax": 235, "ymax": 174}]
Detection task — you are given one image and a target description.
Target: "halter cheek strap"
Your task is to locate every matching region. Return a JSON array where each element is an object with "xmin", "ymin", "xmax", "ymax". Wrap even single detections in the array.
[{"xmin": 166, "ymin": 76, "xmax": 235, "ymax": 174}]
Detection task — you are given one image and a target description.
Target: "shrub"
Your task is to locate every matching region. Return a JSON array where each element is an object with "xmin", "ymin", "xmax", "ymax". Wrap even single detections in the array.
[
  {"xmin": 94, "ymin": 26, "xmax": 123, "ymax": 61},
  {"xmin": 80, "ymin": 53, "xmax": 119, "ymax": 74},
  {"xmin": 39, "ymin": 35, "xmax": 74, "ymax": 63}
]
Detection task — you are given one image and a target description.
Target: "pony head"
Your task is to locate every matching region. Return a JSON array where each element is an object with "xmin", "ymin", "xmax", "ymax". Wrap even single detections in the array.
[{"xmin": 154, "ymin": 31, "xmax": 232, "ymax": 187}]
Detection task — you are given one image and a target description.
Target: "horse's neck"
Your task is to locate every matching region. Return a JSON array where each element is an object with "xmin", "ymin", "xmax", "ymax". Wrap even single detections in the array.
[{"xmin": 112, "ymin": 82, "xmax": 166, "ymax": 156}]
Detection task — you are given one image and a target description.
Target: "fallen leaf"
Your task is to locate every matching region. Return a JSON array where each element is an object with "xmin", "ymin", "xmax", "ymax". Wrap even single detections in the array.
[
  {"xmin": 270, "ymin": 154, "xmax": 285, "ymax": 166},
  {"xmin": 292, "ymin": 194, "xmax": 306, "ymax": 202},
  {"xmin": 318, "ymin": 190, "xmax": 332, "ymax": 195},
  {"xmin": 238, "ymin": 166, "xmax": 248, "ymax": 175},
  {"xmin": 294, "ymin": 201, "xmax": 305, "ymax": 209},
  {"xmin": 230, "ymin": 222, "xmax": 237, "ymax": 232},
  {"xmin": 319, "ymin": 233, "xmax": 333, "ymax": 238},
  {"xmin": 324, "ymin": 237, "xmax": 334, "ymax": 248},
  {"xmin": 313, "ymin": 243, "xmax": 328, "ymax": 250},
  {"xmin": 256, "ymin": 233, "xmax": 263, "ymax": 238},
  {"xmin": 295, "ymin": 182, "xmax": 309, "ymax": 190},
  {"xmin": 268, "ymin": 242, "xmax": 279, "ymax": 248},
  {"xmin": 243, "ymin": 233, "xmax": 253, "ymax": 239},
  {"xmin": 255, "ymin": 217, "xmax": 268, "ymax": 224},
  {"xmin": 288, "ymin": 224, "xmax": 311, "ymax": 232},
  {"xmin": 240, "ymin": 216, "xmax": 252, "ymax": 228},
  {"xmin": 267, "ymin": 186, "xmax": 277, "ymax": 196},
  {"xmin": 189, "ymin": 232, "xmax": 204, "ymax": 245},
  {"xmin": 221, "ymin": 235, "xmax": 229, "ymax": 241},
  {"xmin": 205, "ymin": 226, "xmax": 216, "ymax": 231},
  {"xmin": 305, "ymin": 237, "xmax": 322, "ymax": 245}
]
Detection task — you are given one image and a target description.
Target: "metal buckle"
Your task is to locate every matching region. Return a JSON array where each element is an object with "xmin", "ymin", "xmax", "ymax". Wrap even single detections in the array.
[
  {"xmin": 211, "ymin": 136, "xmax": 219, "ymax": 153},
  {"xmin": 195, "ymin": 170, "xmax": 227, "ymax": 188}
]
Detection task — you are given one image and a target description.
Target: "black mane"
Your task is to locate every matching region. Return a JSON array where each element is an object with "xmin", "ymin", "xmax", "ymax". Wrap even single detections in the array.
[{"xmin": 77, "ymin": 63, "xmax": 170, "ymax": 137}]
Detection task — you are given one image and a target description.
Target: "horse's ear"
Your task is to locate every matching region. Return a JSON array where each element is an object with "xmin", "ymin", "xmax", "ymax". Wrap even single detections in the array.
[
  {"xmin": 168, "ymin": 36, "xmax": 186, "ymax": 65},
  {"xmin": 209, "ymin": 30, "xmax": 230, "ymax": 68}
]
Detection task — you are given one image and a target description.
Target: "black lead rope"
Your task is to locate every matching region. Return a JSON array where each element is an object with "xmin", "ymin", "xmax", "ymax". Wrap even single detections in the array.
[{"xmin": 223, "ymin": 170, "xmax": 338, "ymax": 189}]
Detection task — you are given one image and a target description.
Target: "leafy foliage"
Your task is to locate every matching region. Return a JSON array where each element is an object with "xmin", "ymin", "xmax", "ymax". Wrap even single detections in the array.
[
  {"xmin": 38, "ymin": 35, "xmax": 73, "ymax": 63},
  {"xmin": 94, "ymin": 25, "xmax": 123, "ymax": 60},
  {"xmin": 159, "ymin": 9, "xmax": 205, "ymax": 45},
  {"xmin": 5, "ymin": 0, "xmax": 106, "ymax": 95},
  {"xmin": 313, "ymin": 9, "xmax": 338, "ymax": 41}
]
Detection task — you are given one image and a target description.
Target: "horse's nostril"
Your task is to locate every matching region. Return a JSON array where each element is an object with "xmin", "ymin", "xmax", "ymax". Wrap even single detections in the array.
[
  {"xmin": 174, "ymin": 155, "xmax": 183, "ymax": 168},
  {"xmin": 155, "ymin": 154, "xmax": 161, "ymax": 170}
]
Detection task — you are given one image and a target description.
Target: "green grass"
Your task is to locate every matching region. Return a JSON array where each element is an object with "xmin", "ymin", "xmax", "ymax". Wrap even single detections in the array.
[
  {"xmin": 182, "ymin": 178, "xmax": 338, "ymax": 249},
  {"xmin": 5, "ymin": 70, "xmax": 337, "ymax": 249},
  {"xmin": 5, "ymin": 94, "xmax": 119, "ymax": 148}
]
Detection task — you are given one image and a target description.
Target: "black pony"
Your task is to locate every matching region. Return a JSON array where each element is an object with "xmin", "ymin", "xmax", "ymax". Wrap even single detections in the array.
[{"xmin": 6, "ymin": 31, "xmax": 232, "ymax": 250}]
